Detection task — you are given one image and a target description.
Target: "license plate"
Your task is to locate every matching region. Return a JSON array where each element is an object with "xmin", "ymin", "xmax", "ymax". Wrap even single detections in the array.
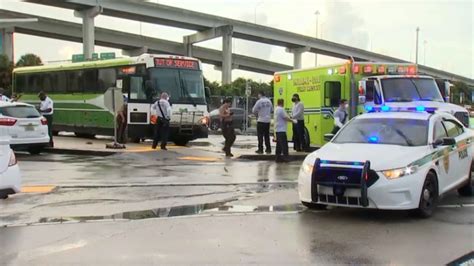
[{"xmin": 24, "ymin": 125, "xmax": 35, "ymax": 131}]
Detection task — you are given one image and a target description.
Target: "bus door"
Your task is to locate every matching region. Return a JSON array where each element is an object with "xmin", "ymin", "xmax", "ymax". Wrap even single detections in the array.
[
  {"xmin": 320, "ymin": 75, "xmax": 346, "ymax": 145},
  {"xmin": 120, "ymin": 74, "xmax": 153, "ymax": 140}
]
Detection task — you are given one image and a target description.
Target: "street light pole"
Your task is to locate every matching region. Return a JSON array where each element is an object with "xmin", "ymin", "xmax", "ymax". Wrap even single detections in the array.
[
  {"xmin": 423, "ymin": 40, "xmax": 427, "ymax": 65},
  {"xmin": 415, "ymin": 27, "xmax": 420, "ymax": 64},
  {"xmin": 314, "ymin": 10, "xmax": 320, "ymax": 67}
]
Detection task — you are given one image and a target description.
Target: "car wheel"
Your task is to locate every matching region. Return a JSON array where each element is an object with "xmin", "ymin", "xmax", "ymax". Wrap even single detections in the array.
[
  {"xmin": 28, "ymin": 147, "xmax": 43, "ymax": 155},
  {"xmin": 301, "ymin": 201, "xmax": 327, "ymax": 210},
  {"xmin": 173, "ymin": 138, "xmax": 189, "ymax": 146},
  {"xmin": 210, "ymin": 120, "xmax": 220, "ymax": 131},
  {"xmin": 457, "ymin": 161, "xmax": 473, "ymax": 197},
  {"xmin": 0, "ymin": 193, "xmax": 8, "ymax": 200},
  {"xmin": 412, "ymin": 172, "xmax": 438, "ymax": 218}
]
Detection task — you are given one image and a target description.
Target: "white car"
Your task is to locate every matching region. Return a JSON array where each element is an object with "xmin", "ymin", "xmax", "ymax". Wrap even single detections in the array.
[
  {"xmin": 0, "ymin": 102, "xmax": 50, "ymax": 154},
  {"xmin": 299, "ymin": 108, "xmax": 473, "ymax": 217},
  {"xmin": 0, "ymin": 138, "xmax": 21, "ymax": 199}
]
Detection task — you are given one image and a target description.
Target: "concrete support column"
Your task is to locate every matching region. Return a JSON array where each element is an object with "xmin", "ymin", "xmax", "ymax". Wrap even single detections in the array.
[
  {"xmin": 183, "ymin": 36, "xmax": 193, "ymax": 57},
  {"xmin": 74, "ymin": 6, "xmax": 103, "ymax": 59},
  {"xmin": 222, "ymin": 27, "xmax": 233, "ymax": 85},
  {"xmin": 1, "ymin": 27, "xmax": 14, "ymax": 62},
  {"xmin": 286, "ymin": 47, "xmax": 310, "ymax": 69}
]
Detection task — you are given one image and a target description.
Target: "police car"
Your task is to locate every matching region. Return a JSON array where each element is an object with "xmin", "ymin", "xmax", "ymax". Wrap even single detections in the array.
[
  {"xmin": 0, "ymin": 102, "xmax": 50, "ymax": 154},
  {"xmin": 298, "ymin": 106, "xmax": 473, "ymax": 217},
  {"xmin": 0, "ymin": 138, "xmax": 21, "ymax": 199}
]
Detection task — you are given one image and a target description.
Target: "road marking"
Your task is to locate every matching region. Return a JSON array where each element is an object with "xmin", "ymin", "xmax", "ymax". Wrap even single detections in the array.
[
  {"xmin": 125, "ymin": 145, "xmax": 183, "ymax": 153},
  {"xmin": 21, "ymin": 185, "xmax": 56, "ymax": 193},
  {"xmin": 438, "ymin": 203, "xmax": 474, "ymax": 208},
  {"xmin": 178, "ymin": 156, "xmax": 221, "ymax": 162}
]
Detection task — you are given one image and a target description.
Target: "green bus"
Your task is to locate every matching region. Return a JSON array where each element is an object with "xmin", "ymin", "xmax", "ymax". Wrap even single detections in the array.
[{"xmin": 12, "ymin": 54, "xmax": 210, "ymax": 144}]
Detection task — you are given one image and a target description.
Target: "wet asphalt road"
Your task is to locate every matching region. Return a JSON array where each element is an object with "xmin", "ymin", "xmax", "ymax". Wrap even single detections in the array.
[{"xmin": 0, "ymin": 136, "xmax": 473, "ymax": 264}]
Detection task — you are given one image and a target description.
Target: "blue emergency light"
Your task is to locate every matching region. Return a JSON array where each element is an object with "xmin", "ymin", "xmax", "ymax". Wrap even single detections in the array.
[
  {"xmin": 368, "ymin": 136, "xmax": 379, "ymax": 143},
  {"xmin": 364, "ymin": 105, "xmax": 437, "ymax": 113}
]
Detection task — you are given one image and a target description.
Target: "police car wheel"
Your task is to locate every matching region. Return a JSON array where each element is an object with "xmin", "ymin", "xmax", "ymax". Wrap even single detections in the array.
[
  {"xmin": 210, "ymin": 121, "xmax": 220, "ymax": 131},
  {"xmin": 457, "ymin": 162, "xmax": 473, "ymax": 197},
  {"xmin": 301, "ymin": 201, "xmax": 327, "ymax": 210},
  {"xmin": 413, "ymin": 172, "xmax": 438, "ymax": 218},
  {"xmin": 0, "ymin": 192, "xmax": 8, "ymax": 200}
]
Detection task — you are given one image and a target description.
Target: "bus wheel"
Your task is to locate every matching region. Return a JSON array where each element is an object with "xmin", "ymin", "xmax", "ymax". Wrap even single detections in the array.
[{"xmin": 174, "ymin": 138, "xmax": 189, "ymax": 146}]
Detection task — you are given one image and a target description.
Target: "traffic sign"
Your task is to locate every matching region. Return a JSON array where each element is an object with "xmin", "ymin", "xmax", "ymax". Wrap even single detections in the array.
[
  {"xmin": 72, "ymin": 54, "xmax": 84, "ymax": 63},
  {"xmin": 100, "ymin": 52, "xmax": 115, "ymax": 60}
]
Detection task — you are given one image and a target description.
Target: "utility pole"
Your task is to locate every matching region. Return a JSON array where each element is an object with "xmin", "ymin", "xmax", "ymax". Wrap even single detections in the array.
[
  {"xmin": 415, "ymin": 27, "xmax": 420, "ymax": 64},
  {"xmin": 314, "ymin": 10, "xmax": 320, "ymax": 67},
  {"xmin": 423, "ymin": 40, "xmax": 427, "ymax": 65}
]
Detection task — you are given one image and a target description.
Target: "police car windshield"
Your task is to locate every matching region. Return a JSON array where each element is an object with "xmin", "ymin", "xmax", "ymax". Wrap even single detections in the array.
[
  {"xmin": 381, "ymin": 78, "xmax": 444, "ymax": 102},
  {"xmin": 333, "ymin": 118, "xmax": 428, "ymax": 146}
]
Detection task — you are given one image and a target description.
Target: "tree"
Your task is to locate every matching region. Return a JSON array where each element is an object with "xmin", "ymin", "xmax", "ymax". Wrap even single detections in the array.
[
  {"xmin": 0, "ymin": 54, "xmax": 14, "ymax": 92},
  {"xmin": 451, "ymin": 81, "xmax": 472, "ymax": 105},
  {"xmin": 16, "ymin": 53, "xmax": 42, "ymax": 67}
]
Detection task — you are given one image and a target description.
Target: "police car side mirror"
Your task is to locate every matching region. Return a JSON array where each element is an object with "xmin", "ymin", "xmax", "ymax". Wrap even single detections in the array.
[
  {"xmin": 324, "ymin": 133, "xmax": 335, "ymax": 142},
  {"xmin": 433, "ymin": 137, "xmax": 455, "ymax": 147}
]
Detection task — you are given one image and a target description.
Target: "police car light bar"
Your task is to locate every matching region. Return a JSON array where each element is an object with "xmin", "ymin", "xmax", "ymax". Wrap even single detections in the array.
[{"xmin": 365, "ymin": 105, "xmax": 437, "ymax": 113}]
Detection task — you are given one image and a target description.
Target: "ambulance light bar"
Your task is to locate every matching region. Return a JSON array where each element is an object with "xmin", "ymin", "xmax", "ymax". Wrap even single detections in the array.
[{"xmin": 365, "ymin": 105, "xmax": 437, "ymax": 113}]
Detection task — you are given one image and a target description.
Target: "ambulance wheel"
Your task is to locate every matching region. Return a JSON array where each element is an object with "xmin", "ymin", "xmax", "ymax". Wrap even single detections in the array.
[
  {"xmin": 457, "ymin": 161, "xmax": 473, "ymax": 197},
  {"xmin": 28, "ymin": 146, "xmax": 43, "ymax": 155},
  {"xmin": 302, "ymin": 201, "xmax": 327, "ymax": 210},
  {"xmin": 412, "ymin": 172, "xmax": 438, "ymax": 218}
]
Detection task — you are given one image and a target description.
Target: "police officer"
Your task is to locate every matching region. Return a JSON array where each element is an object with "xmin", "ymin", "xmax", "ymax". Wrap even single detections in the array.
[
  {"xmin": 38, "ymin": 91, "xmax": 54, "ymax": 147},
  {"xmin": 252, "ymin": 91, "xmax": 273, "ymax": 154},
  {"xmin": 151, "ymin": 92, "xmax": 171, "ymax": 150},
  {"xmin": 332, "ymin": 99, "xmax": 349, "ymax": 134},
  {"xmin": 219, "ymin": 98, "xmax": 235, "ymax": 157}
]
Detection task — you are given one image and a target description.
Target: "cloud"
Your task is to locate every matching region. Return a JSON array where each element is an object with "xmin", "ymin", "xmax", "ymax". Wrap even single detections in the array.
[{"xmin": 322, "ymin": 0, "xmax": 369, "ymax": 50}]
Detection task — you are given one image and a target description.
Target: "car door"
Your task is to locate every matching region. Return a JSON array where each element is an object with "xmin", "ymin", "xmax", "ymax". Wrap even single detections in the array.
[
  {"xmin": 431, "ymin": 118, "xmax": 452, "ymax": 192},
  {"xmin": 442, "ymin": 119, "xmax": 471, "ymax": 186}
]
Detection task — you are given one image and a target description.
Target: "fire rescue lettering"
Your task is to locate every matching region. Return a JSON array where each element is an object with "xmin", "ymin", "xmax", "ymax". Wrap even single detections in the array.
[{"xmin": 292, "ymin": 76, "xmax": 320, "ymax": 92}]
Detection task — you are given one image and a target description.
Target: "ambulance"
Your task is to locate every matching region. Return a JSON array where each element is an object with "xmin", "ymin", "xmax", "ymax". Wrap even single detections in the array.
[{"xmin": 273, "ymin": 62, "xmax": 470, "ymax": 147}]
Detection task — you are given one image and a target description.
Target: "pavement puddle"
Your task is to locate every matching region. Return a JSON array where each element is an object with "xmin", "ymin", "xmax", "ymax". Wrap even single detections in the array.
[
  {"xmin": 32, "ymin": 202, "xmax": 304, "ymax": 225},
  {"xmin": 178, "ymin": 156, "xmax": 221, "ymax": 162}
]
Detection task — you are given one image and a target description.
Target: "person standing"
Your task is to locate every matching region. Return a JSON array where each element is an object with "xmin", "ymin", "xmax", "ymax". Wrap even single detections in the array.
[
  {"xmin": 252, "ymin": 91, "xmax": 273, "ymax": 154},
  {"xmin": 38, "ymin": 91, "xmax": 54, "ymax": 147},
  {"xmin": 219, "ymin": 98, "xmax": 236, "ymax": 157},
  {"xmin": 332, "ymin": 99, "xmax": 349, "ymax": 134},
  {"xmin": 0, "ymin": 88, "xmax": 10, "ymax": 102},
  {"xmin": 291, "ymin": 93, "xmax": 307, "ymax": 152},
  {"xmin": 116, "ymin": 95, "xmax": 128, "ymax": 144},
  {"xmin": 151, "ymin": 92, "xmax": 171, "ymax": 150},
  {"xmin": 274, "ymin": 99, "xmax": 297, "ymax": 163}
]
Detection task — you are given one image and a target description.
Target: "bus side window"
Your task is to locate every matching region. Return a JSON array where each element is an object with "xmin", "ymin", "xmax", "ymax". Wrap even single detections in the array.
[
  {"xmin": 324, "ymin": 81, "xmax": 341, "ymax": 107},
  {"xmin": 129, "ymin": 76, "xmax": 147, "ymax": 100}
]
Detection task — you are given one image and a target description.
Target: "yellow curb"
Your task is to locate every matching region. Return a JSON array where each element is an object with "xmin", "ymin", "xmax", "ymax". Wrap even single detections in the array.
[
  {"xmin": 178, "ymin": 156, "xmax": 221, "ymax": 162},
  {"xmin": 21, "ymin": 185, "xmax": 56, "ymax": 193},
  {"xmin": 125, "ymin": 146, "xmax": 183, "ymax": 153}
]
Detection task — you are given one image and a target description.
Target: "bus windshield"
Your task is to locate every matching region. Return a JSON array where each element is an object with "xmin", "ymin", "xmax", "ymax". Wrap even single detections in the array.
[
  {"xmin": 148, "ymin": 68, "xmax": 206, "ymax": 105},
  {"xmin": 381, "ymin": 77, "xmax": 444, "ymax": 103}
]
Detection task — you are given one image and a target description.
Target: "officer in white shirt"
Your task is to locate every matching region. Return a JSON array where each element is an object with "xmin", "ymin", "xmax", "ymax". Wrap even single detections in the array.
[
  {"xmin": 252, "ymin": 91, "xmax": 273, "ymax": 154},
  {"xmin": 151, "ymin": 92, "xmax": 171, "ymax": 150},
  {"xmin": 0, "ymin": 88, "xmax": 10, "ymax": 102},
  {"xmin": 38, "ymin": 91, "xmax": 54, "ymax": 146}
]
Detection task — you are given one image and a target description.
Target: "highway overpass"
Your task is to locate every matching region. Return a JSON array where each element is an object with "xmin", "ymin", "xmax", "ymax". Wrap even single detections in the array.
[
  {"xmin": 24, "ymin": 0, "xmax": 474, "ymax": 86},
  {"xmin": 0, "ymin": 9, "xmax": 292, "ymax": 75}
]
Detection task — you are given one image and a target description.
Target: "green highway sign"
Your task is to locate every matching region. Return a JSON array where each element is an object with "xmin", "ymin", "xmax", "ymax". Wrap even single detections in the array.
[{"xmin": 100, "ymin": 52, "xmax": 116, "ymax": 60}]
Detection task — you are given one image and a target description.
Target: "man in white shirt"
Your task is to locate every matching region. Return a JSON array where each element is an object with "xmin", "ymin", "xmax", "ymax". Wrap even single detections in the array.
[
  {"xmin": 0, "ymin": 88, "xmax": 10, "ymax": 102},
  {"xmin": 38, "ymin": 91, "xmax": 54, "ymax": 146},
  {"xmin": 332, "ymin": 99, "xmax": 349, "ymax": 134},
  {"xmin": 252, "ymin": 91, "xmax": 273, "ymax": 154},
  {"xmin": 151, "ymin": 92, "xmax": 172, "ymax": 150},
  {"xmin": 291, "ymin": 93, "xmax": 308, "ymax": 152},
  {"xmin": 274, "ymin": 98, "xmax": 297, "ymax": 163}
]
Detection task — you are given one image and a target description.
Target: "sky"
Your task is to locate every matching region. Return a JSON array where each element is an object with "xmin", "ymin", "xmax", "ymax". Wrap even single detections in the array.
[{"xmin": 1, "ymin": 0, "xmax": 473, "ymax": 83}]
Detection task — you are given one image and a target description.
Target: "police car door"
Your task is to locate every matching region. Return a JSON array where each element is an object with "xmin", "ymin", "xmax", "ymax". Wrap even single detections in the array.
[
  {"xmin": 441, "ymin": 119, "xmax": 471, "ymax": 188},
  {"xmin": 431, "ymin": 118, "xmax": 454, "ymax": 192}
]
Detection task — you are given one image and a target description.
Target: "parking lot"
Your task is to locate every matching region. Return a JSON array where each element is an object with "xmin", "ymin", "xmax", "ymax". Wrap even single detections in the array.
[{"xmin": 0, "ymin": 134, "xmax": 473, "ymax": 264}]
